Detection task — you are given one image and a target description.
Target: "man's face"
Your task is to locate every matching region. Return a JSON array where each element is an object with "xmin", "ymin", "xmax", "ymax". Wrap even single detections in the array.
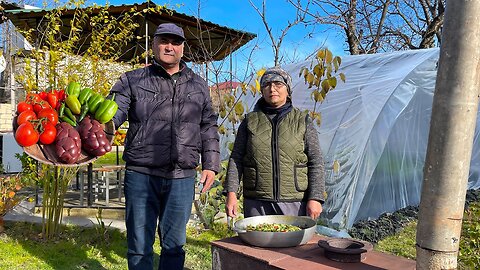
[{"xmin": 153, "ymin": 34, "xmax": 184, "ymax": 68}]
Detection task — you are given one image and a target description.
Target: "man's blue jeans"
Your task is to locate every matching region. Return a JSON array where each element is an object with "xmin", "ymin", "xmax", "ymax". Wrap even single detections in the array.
[{"xmin": 124, "ymin": 170, "xmax": 195, "ymax": 270}]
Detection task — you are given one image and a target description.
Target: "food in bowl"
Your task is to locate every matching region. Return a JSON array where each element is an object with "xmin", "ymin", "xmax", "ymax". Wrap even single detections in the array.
[
  {"xmin": 246, "ymin": 223, "xmax": 302, "ymax": 232},
  {"xmin": 234, "ymin": 215, "xmax": 317, "ymax": 247}
]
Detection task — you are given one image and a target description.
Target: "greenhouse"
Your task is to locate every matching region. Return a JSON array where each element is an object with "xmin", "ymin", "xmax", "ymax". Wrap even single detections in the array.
[{"xmin": 233, "ymin": 48, "xmax": 480, "ymax": 229}]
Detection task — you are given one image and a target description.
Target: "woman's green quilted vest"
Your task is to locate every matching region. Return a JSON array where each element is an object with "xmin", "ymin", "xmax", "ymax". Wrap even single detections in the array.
[{"xmin": 242, "ymin": 108, "xmax": 309, "ymax": 201}]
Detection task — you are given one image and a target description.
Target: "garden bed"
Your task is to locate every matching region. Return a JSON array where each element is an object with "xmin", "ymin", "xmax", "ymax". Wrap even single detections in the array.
[{"xmin": 349, "ymin": 189, "xmax": 480, "ymax": 243}]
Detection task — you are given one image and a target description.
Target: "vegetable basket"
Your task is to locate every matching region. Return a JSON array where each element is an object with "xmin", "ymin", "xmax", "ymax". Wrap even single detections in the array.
[
  {"xmin": 14, "ymin": 118, "xmax": 115, "ymax": 167},
  {"xmin": 233, "ymin": 215, "xmax": 317, "ymax": 248}
]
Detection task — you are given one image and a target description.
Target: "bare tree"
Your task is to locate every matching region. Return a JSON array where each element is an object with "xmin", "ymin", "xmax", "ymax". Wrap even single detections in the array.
[
  {"xmin": 389, "ymin": 0, "xmax": 445, "ymax": 49},
  {"xmin": 249, "ymin": 0, "xmax": 310, "ymax": 66},
  {"xmin": 186, "ymin": 2, "xmax": 259, "ymax": 90},
  {"xmin": 289, "ymin": 0, "xmax": 445, "ymax": 55}
]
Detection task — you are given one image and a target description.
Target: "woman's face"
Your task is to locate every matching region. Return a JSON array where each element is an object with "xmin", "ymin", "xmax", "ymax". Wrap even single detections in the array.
[{"xmin": 261, "ymin": 81, "xmax": 289, "ymax": 108}]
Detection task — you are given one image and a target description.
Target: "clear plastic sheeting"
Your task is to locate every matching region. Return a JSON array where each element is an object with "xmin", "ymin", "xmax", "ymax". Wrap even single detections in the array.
[
  {"xmin": 287, "ymin": 48, "xmax": 480, "ymax": 228},
  {"xmin": 220, "ymin": 48, "xmax": 480, "ymax": 229}
]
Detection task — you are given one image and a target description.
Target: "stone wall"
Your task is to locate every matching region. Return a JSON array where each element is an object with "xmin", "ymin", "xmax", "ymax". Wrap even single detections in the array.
[{"xmin": 0, "ymin": 103, "xmax": 14, "ymax": 132}]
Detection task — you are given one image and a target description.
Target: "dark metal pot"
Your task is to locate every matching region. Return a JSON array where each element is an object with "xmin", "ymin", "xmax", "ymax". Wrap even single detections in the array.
[
  {"xmin": 233, "ymin": 215, "xmax": 316, "ymax": 248},
  {"xmin": 318, "ymin": 238, "xmax": 374, "ymax": 263}
]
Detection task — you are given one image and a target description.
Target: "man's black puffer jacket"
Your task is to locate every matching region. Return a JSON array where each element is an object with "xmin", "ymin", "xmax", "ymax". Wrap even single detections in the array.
[{"xmin": 110, "ymin": 60, "xmax": 220, "ymax": 178}]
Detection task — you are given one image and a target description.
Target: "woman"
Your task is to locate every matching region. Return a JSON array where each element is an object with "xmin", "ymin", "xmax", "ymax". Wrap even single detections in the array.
[{"xmin": 224, "ymin": 67, "xmax": 325, "ymax": 220}]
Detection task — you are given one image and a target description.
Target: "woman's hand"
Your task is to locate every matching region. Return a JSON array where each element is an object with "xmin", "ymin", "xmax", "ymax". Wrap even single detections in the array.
[
  {"xmin": 306, "ymin": 200, "xmax": 323, "ymax": 220},
  {"xmin": 225, "ymin": 192, "xmax": 238, "ymax": 218}
]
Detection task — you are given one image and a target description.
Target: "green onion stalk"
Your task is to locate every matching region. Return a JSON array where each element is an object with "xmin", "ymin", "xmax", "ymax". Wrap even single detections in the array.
[{"xmin": 40, "ymin": 164, "xmax": 78, "ymax": 240}]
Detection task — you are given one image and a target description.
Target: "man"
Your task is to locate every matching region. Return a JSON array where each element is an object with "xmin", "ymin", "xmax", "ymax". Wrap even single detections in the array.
[{"xmin": 110, "ymin": 23, "xmax": 220, "ymax": 270}]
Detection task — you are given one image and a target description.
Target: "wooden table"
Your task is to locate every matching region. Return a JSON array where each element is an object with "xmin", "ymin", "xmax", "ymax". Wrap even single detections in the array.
[
  {"xmin": 211, "ymin": 235, "xmax": 416, "ymax": 270},
  {"xmin": 78, "ymin": 164, "xmax": 125, "ymax": 207}
]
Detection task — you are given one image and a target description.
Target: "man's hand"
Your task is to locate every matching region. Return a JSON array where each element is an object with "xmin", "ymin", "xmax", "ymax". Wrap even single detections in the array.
[
  {"xmin": 225, "ymin": 192, "xmax": 238, "ymax": 218},
  {"xmin": 306, "ymin": 200, "xmax": 323, "ymax": 220},
  {"xmin": 199, "ymin": 169, "xmax": 216, "ymax": 193}
]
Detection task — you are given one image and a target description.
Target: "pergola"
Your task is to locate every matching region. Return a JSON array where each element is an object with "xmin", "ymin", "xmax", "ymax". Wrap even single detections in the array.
[
  {"xmin": 3, "ymin": 1, "xmax": 256, "ymax": 63},
  {"xmin": 0, "ymin": 2, "xmax": 257, "ymax": 213},
  {"xmin": 0, "ymin": 2, "xmax": 256, "ymax": 194}
]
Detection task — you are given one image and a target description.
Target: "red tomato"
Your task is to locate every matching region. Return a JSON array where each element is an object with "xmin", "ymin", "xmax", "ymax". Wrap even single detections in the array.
[
  {"xmin": 17, "ymin": 110, "xmax": 37, "ymax": 125},
  {"xmin": 39, "ymin": 122, "xmax": 57, "ymax": 145},
  {"xmin": 57, "ymin": 89, "xmax": 66, "ymax": 101},
  {"xmin": 37, "ymin": 108, "xmax": 58, "ymax": 126},
  {"xmin": 39, "ymin": 91, "xmax": 48, "ymax": 101},
  {"xmin": 47, "ymin": 92, "xmax": 58, "ymax": 109},
  {"xmin": 15, "ymin": 122, "xmax": 39, "ymax": 147},
  {"xmin": 25, "ymin": 93, "xmax": 42, "ymax": 105},
  {"xmin": 33, "ymin": 100, "xmax": 51, "ymax": 114},
  {"xmin": 16, "ymin": 102, "xmax": 33, "ymax": 114}
]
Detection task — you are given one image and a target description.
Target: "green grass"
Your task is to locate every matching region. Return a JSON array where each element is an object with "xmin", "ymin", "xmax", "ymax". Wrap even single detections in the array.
[
  {"xmin": 0, "ymin": 221, "xmax": 127, "ymax": 270},
  {"xmin": 458, "ymin": 203, "xmax": 480, "ymax": 268},
  {"xmin": 375, "ymin": 221, "xmax": 417, "ymax": 260},
  {"xmin": 0, "ymin": 221, "xmax": 234, "ymax": 270},
  {"xmin": 185, "ymin": 224, "xmax": 236, "ymax": 270},
  {"xmin": 375, "ymin": 202, "xmax": 480, "ymax": 270},
  {"xmin": 92, "ymin": 151, "xmax": 125, "ymax": 167},
  {"xmin": 1, "ymin": 202, "xmax": 478, "ymax": 269}
]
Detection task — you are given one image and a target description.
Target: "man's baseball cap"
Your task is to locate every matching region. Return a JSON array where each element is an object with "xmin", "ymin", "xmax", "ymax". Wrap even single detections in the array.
[{"xmin": 154, "ymin": 23, "xmax": 185, "ymax": 41}]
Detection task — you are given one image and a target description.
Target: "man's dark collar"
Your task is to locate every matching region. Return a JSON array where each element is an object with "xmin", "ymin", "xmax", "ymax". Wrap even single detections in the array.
[{"xmin": 152, "ymin": 59, "xmax": 186, "ymax": 76}]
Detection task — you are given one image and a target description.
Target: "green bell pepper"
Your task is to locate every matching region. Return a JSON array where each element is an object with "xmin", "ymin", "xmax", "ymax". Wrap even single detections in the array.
[
  {"xmin": 78, "ymin": 87, "xmax": 93, "ymax": 104},
  {"xmin": 65, "ymin": 95, "xmax": 81, "ymax": 115},
  {"xmin": 94, "ymin": 94, "xmax": 118, "ymax": 124},
  {"xmin": 66, "ymin": 81, "xmax": 82, "ymax": 98},
  {"xmin": 88, "ymin": 93, "xmax": 105, "ymax": 114}
]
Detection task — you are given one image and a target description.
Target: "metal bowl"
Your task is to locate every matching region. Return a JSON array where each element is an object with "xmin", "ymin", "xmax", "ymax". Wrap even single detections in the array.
[{"xmin": 233, "ymin": 215, "xmax": 317, "ymax": 248}]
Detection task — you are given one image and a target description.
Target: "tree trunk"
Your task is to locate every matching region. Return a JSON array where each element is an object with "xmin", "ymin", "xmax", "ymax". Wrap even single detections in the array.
[
  {"xmin": 0, "ymin": 216, "xmax": 5, "ymax": 233},
  {"xmin": 345, "ymin": 0, "xmax": 360, "ymax": 55},
  {"xmin": 416, "ymin": 0, "xmax": 480, "ymax": 269}
]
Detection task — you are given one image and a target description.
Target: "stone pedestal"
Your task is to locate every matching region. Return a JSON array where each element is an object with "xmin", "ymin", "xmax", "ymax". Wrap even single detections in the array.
[{"xmin": 211, "ymin": 235, "xmax": 416, "ymax": 270}]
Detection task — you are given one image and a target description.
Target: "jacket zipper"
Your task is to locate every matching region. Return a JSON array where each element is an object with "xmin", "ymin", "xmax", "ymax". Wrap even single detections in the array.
[
  {"xmin": 270, "ymin": 117, "xmax": 280, "ymax": 201},
  {"xmin": 170, "ymin": 79, "xmax": 177, "ymax": 163}
]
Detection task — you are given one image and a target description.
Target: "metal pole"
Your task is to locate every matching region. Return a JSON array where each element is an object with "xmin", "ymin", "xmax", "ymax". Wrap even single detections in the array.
[
  {"xmin": 145, "ymin": 21, "xmax": 149, "ymax": 66},
  {"xmin": 116, "ymin": 145, "xmax": 119, "ymax": 165},
  {"xmin": 416, "ymin": 1, "xmax": 480, "ymax": 269},
  {"xmin": 79, "ymin": 170, "xmax": 84, "ymax": 206},
  {"xmin": 75, "ymin": 170, "xmax": 79, "ymax": 190},
  {"xmin": 87, "ymin": 162, "xmax": 93, "ymax": 207},
  {"xmin": 7, "ymin": 22, "xmax": 15, "ymax": 107},
  {"xmin": 145, "ymin": 0, "xmax": 149, "ymax": 65},
  {"xmin": 116, "ymin": 145, "xmax": 120, "ymax": 190},
  {"xmin": 229, "ymin": 45, "xmax": 233, "ymax": 87}
]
